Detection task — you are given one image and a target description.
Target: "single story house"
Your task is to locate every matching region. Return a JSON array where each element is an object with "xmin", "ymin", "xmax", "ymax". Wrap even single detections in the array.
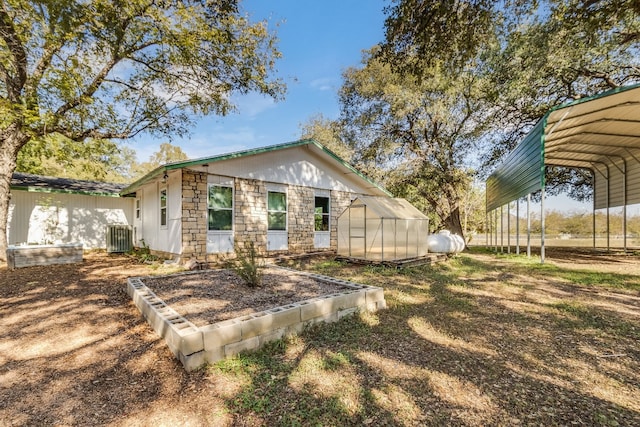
[
  {"xmin": 7, "ymin": 139, "xmax": 391, "ymax": 262},
  {"xmin": 120, "ymin": 139, "xmax": 390, "ymax": 262},
  {"xmin": 8, "ymin": 173, "xmax": 132, "ymax": 248}
]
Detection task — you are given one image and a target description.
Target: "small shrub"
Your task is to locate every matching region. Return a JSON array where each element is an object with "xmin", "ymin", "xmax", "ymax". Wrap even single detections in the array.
[
  {"xmin": 128, "ymin": 239, "xmax": 158, "ymax": 264},
  {"xmin": 229, "ymin": 241, "xmax": 263, "ymax": 287}
]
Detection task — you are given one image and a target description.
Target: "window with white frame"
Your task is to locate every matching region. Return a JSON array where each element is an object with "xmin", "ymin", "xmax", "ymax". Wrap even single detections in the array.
[
  {"xmin": 159, "ymin": 189, "xmax": 167, "ymax": 227},
  {"xmin": 314, "ymin": 196, "xmax": 330, "ymax": 231},
  {"xmin": 135, "ymin": 198, "xmax": 141, "ymax": 220},
  {"xmin": 208, "ymin": 185, "xmax": 233, "ymax": 230},
  {"xmin": 267, "ymin": 191, "xmax": 287, "ymax": 231}
]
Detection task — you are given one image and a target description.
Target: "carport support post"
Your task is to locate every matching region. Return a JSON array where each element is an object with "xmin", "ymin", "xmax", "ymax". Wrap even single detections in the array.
[
  {"xmin": 516, "ymin": 199, "xmax": 520, "ymax": 255},
  {"xmin": 527, "ymin": 194, "xmax": 531, "ymax": 258},
  {"xmin": 485, "ymin": 211, "xmax": 489, "ymax": 247},
  {"xmin": 592, "ymin": 172, "xmax": 596, "ymax": 249},
  {"xmin": 541, "ymin": 188, "xmax": 545, "ymax": 264},
  {"xmin": 623, "ymin": 161, "xmax": 627, "ymax": 252},
  {"xmin": 507, "ymin": 202, "xmax": 511, "ymax": 254},
  {"xmin": 381, "ymin": 219, "xmax": 385, "ymax": 261},
  {"xmin": 606, "ymin": 166, "xmax": 610, "ymax": 252},
  {"xmin": 500, "ymin": 205, "xmax": 504, "ymax": 253},
  {"xmin": 493, "ymin": 208, "xmax": 498, "ymax": 253}
]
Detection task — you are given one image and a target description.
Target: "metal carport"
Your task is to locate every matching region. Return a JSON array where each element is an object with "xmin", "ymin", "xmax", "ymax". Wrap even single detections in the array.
[{"xmin": 486, "ymin": 84, "xmax": 640, "ymax": 262}]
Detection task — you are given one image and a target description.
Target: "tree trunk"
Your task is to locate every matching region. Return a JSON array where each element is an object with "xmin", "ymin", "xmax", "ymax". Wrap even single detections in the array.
[
  {"xmin": 0, "ymin": 125, "xmax": 29, "ymax": 262},
  {"xmin": 443, "ymin": 206, "xmax": 466, "ymax": 245}
]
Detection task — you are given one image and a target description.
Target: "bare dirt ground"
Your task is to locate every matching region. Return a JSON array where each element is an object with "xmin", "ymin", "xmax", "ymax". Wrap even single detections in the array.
[{"xmin": 0, "ymin": 247, "xmax": 639, "ymax": 426}]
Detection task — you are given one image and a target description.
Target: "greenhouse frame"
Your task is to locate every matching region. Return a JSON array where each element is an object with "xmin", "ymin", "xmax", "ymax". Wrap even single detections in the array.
[
  {"xmin": 486, "ymin": 84, "xmax": 640, "ymax": 262},
  {"xmin": 337, "ymin": 196, "xmax": 429, "ymax": 262}
]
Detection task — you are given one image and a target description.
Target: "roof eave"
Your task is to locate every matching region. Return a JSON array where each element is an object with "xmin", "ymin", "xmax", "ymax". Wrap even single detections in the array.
[{"xmin": 11, "ymin": 185, "xmax": 123, "ymax": 197}]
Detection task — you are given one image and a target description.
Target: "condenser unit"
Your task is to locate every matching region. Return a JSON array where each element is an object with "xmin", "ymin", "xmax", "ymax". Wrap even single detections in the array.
[{"xmin": 106, "ymin": 225, "xmax": 133, "ymax": 253}]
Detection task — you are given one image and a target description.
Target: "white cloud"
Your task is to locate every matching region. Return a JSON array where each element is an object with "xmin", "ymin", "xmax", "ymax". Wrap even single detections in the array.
[
  {"xmin": 232, "ymin": 92, "xmax": 277, "ymax": 117},
  {"xmin": 182, "ymin": 127, "xmax": 258, "ymax": 159},
  {"xmin": 309, "ymin": 77, "xmax": 335, "ymax": 91}
]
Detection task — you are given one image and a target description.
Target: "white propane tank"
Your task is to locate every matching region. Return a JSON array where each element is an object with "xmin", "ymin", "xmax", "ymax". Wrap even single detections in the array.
[
  {"xmin": 451, "ymin": 234, "xmax": 465, "ymax": 252},
  {"xmin": 426, "ymin": 230, "xmax": 465, "ymax": 254}
]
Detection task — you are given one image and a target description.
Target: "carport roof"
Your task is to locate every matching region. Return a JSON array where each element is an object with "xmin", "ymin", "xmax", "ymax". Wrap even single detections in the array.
[{"xmin": 486, "ymin": 83, "xmax": 640, "ymax": 211}]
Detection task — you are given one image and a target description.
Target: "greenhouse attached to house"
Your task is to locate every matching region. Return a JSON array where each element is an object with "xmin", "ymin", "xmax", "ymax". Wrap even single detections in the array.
[{"xmin": 337, "ymin": 196, "xmax": 430, "ymax": 262}]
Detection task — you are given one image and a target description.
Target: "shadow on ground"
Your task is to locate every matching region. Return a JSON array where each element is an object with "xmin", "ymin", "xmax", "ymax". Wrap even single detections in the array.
[{"xmin": 1, "ymin": 250, "xmax": 639, "ymax": 426}]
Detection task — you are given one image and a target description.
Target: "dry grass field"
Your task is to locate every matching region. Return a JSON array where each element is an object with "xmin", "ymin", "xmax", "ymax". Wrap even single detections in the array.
[{"xmin": 1, "ymin": 248, "xmax": 639, "ymax": 426}]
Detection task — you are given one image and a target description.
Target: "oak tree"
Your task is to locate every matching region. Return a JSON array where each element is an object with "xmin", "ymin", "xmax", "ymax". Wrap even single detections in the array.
[
  {"xmin": 339, "ymin": 48, "xmax": 492, "ymax": 238},
  {"xmin": 0, "ymin": 0, "xmax": 284, "ymax": 259}
]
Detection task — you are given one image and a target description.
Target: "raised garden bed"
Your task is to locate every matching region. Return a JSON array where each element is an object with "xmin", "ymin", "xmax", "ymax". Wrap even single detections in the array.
[
  {"xmin": 127, "ymin": 266, "xmax": 386, "ymax": 370},
  {"xmin": 6, "ymin": 243, "xmax": 83, "ymax": 269}
]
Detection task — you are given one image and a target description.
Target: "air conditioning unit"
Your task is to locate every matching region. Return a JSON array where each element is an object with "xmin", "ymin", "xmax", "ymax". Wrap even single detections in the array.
[{"xmin": 106, "ymin": 225, "xmax": 133, "ymax": 253}]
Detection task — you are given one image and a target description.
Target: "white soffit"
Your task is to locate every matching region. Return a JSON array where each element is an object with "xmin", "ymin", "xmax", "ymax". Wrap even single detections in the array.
[{"xmin": 544, "ymin": 84, "xmax": 640, "ymax": 209}]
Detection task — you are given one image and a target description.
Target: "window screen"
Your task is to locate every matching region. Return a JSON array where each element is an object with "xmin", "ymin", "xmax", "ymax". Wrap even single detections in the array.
[
  {"xmin": 314, "ymin": 196, "xmax": 330, "ymax": 231},
  {"xmin": 268, "ymin": 191, "xmax": 287, "ymax": 231},
  {"xmin": 208, "ymin": 185, "xmax": 233, "ymax": 231}
]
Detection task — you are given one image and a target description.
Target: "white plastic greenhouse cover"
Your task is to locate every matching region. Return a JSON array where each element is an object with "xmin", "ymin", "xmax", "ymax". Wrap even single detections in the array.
[
  {"xmin": 337, "ymin": 196, "xmax": 430, "ymax": 262},
  {"xmin": 350, "ymin": 196, "xmax": 429, "ymax": 219}
]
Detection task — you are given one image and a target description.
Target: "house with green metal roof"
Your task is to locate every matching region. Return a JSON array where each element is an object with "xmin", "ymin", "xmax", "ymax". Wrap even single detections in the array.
[
  {"xmin": 8, "ymin": 139, "xmax": 390, "ymax": 260},
  {"xmin": 118, "ymin": 139, "xmax": 390, "ymax": 262}
]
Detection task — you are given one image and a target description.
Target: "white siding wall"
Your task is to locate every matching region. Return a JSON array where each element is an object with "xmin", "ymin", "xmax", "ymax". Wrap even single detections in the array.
[
  {"xmin": 193, "ymin": 146, "xmax": 382, "ymax": 195},
  {"xmin": 8, "ymin": 190, "xmax": 134, "ymax": 249},
  {"xmin": 136, "ymin": 170, "xmax": 182, "ymax": 255},
  {"xmin": 593, "ymin": 161, "xmax": 640, "ymax": 210}
]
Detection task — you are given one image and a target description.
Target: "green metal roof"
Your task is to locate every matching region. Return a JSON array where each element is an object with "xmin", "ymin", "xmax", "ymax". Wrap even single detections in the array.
[
  {"xmin": 486, "ymin": 83, "xmax": 640, "ymax": 211},
  {"xmin": 120, "ymin": 138, "xmax": 391, "ymax": 196}
]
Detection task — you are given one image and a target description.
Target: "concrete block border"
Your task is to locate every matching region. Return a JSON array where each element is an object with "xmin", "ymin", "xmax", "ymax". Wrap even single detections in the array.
[
  {"xmin": 127, "ymin": 266, "xmax": 386, "ymax": 371},
  {"xmin": 6, "ymin": 243, "xmax": 83, "ymax": 269}
]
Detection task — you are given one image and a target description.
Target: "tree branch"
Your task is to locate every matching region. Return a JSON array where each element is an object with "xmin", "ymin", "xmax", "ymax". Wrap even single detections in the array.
[
  {"xmin": 578, "ymin": 67, "xmax": 620, "ymax": 89},
  {"xmin": 53, "ymin": 56, "xmax": 121, "ymax": 117},
  {"xmin": 25, "ymin": 39, "xmax": 65, "ymax": 107},
  {"xmin": 0, "ymin": 4, "xmax": 27, "ymax": 101},
  {"xmin": 0, "ymin": 61, "xmax": 11, "ymax": 93}
]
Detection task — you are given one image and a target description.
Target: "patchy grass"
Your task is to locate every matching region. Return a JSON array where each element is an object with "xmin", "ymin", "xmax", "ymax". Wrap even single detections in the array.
[
  {"xmin": 208, "ymin": 251, "xmax": 640, "ymax": 426},
  {"xmin": 2, "ymin": 250, "xmax": 639, "ymax": 426}
]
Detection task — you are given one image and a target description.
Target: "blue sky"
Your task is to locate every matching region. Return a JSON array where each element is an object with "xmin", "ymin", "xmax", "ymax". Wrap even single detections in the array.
[{"xmin": 132, "ymin": 0, "xmax": 388, "ymax": 162}]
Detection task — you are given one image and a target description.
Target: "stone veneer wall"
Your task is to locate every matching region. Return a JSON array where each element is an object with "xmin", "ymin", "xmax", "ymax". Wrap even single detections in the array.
[
  {"xmin": 234, "ymin": 178, "xmax": 268, "ymax": 252},
  {"xmin": 181, "ymin": 170, "xmax": 208, "ymax": 262},
  {"xmin": 287, "ymin": 185, "xmax": 315, "ymax": 253},
  {"xmin": 179, "ymin": 172, "xmax": 366, "ymax": 259}
]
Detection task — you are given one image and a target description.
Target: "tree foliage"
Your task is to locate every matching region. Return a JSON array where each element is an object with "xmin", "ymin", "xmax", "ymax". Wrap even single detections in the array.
[
  {"xmin": 130, "ymin": 142, "xmax": 189, "ymax": 179},
  {"xmin": 299, "ymin": 113, "xmax": 354, "ymax": 162},
  {"xmin": 377, "ymin": 0, "xmax": 639, "ymax": 227},
  {"xmin": 483, "ymin": 0, "xmax": 640, "ymax": 172},
  {"xmin": 339, "ymin": 48, "xmax": 492, "ymax": 237},
  {"xmin": 17, "ymin": 137, "xmax": 190, "ymax": 183},
  {"xmin": 16, "ymin": 133, "xmax": 138, "ymax": 182},
  {"xmin": 0, "ymin": 0, "xmax": 284, "ymax": 259}
]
